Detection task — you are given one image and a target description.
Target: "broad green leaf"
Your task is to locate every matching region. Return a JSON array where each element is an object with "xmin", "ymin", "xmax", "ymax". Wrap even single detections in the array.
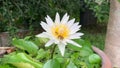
[
  {"xmin": 56, "ymin": 58, "xmax": 64, "ymax": 63},
  {"xmin": 13, "ymin": 62, "xmax": 35, "ymax": 68},
  {"xmin": 79, "ymin": 62, "xmax": 87, "ymax": 68},
  {"xmin": 32, "ymin": 37, "xmax": 42, "ymax": 46},
  {"xmin": 67, "ymin": 61, "xmax": 77, "ymax": 68},
  {"xmin": 89, "ymin": 54, "xmax": 101, "ymax": 64},
  {"xmin": 43, "ymin": 59, "xmax": 60, "ymax": 68},
  {"xmin": 2, "ymin": 53, "xmax": 43, "ymax": 68},
  {"xmin": 70, "ymin": 53, "xmax": 80, "ymax": 64},
  {"xmin": 56, "ymin": 58, "xmax": 69, "ymax": 68},
  {"xmin": 37, "ymin": 37, "xmax": 48, "ymax": 44},
  {"xmin": 12, "ymin": 38, "xmax": 38, "ymax": 55},
  {"xmin": 0, "ymin": 64, "xmax": 16, "ymax": 68},
  {"xmin": 67, "ymin": 39, "xmax": 84, "ymax": 51},
  {"xmin": 67, "ymin": 39, "xmax": 93, "ymax": 57},
  {"xmin": 33, "ymin": 37, "xmax": 48, "ymax": 46},
  {"xmin": 67, "ymin": 43, "xmax": 81, "ymax": 51},
  {"xmin": 24, "ymin": 36, "xmax": 32, "ymax": 40},
  {"xmin": 36, "ymin": 37, "xmax": 48, "ymax": 43},
  {"xmin": 67, "ymin": 39, "xmax": 92, "ymax": 51},
  {"xmin": 36, "ymin": 49, "xmax": 49, "ymax": 60},
  {"xmin": 74, "ymin": 39, "xmax": 91, "ymax": 47},
  {"xmin": 79, "ymin": 46, "xmax": 93, "ymax": 57},
  {"xmin": 79, "ymin": 49, "xmax": 91, "ymax": 57}
]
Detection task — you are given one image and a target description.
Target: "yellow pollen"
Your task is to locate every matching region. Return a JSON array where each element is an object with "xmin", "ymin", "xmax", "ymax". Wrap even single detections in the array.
[{"xmin": 51, "ymin": 24, "xmax": 69, "ymax": 40}]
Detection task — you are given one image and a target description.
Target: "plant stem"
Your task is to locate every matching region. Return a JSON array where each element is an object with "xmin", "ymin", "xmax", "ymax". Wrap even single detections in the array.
[{"xmin": 50, "ymin": 45, "xmax": 56, "ymax": 59}]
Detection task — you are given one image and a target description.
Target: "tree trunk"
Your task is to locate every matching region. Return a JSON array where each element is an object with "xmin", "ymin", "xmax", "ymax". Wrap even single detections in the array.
[{"xmin": 105, "ymin": 0, "xmax": 120, "ymax": 67}]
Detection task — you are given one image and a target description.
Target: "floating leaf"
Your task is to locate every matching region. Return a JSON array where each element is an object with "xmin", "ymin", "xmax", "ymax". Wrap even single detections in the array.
[
  {"xmin": 67, "ymin": 61, "xmax": 77, "ymax": 68},
  {"xmin": 79, "ymin": 46, "xmax": 93, "ymax": 57},
  {"xmin": 13, "ymin": 62, "xmax": 35, "ymax": 68},
  {"xmin": 43, "ymin": 59, "xmax": 60, "ymax": 68},
  {"xmin": 35, "ymin": 49, "xmax": 49, "ymax": 60},
  {"xmin": 56, "ymin": 58, "xmax": 70, "ymax": 68},
  {"xmin": 89, "ymin": 54, "xmax": 101, "ymax": 64},
  {"xmin": 67, "ymin": 39, "xmax": 84, "ymax": 51},
  {"xmin": 2, "ymin": 53, "xmax": 43, "ymax": 68},
  {"xmin": 0, "ymin": 64, "xmax": 15, "ymax": 68},
  {"xmin": 12, "ymin": 38, "xmax": 38, "ymax": 55}
]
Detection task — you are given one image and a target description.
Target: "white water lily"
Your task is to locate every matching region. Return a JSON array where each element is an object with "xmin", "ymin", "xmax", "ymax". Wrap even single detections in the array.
[{"xmin": 36, "ymin": 13, "xmax": 84, "ymax": 56}]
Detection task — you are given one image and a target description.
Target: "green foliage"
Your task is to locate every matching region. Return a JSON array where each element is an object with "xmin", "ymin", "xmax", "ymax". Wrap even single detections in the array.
[
  {"xmin": 84, "ymin": 0, "xmax": 110, "ymax": 23},
  {"xmin": 33, "ymin": 37, "xmax": 49, "ymax": 46},
  {"xmin": 0, "ymin": 0, "xmax": 81, "ymax": 33},
  {"xmin": 0, "ymin": 36, "xmax": 101, "ymax": 68},
  {"xmin": 35, "ymin": 49, "xmax": 49, "ymax": 60},
  {"xmin": 12, "ymin": 38, "xmax": 39, "ymax": 55},
  {"xmin": 89, "ymin": 54, "xmax": 101, "ymax": 64},
  {"xmin": 1, "ymin": 53, "xmax": 43, "ymax": 68},
  {"xmin": 43, "ymin": 59, "xmax": 60, "ymax": 68},
  {"xmin": 69, "ymin": 39, "xmax": 101, "ymax": 68},
  {"xmin": 0, "ymin": 64, "xmax": 16, "ymax": 68},
  {"xmin": 67, "ymin": 61, "xmax": 77, "ymax": 68}
]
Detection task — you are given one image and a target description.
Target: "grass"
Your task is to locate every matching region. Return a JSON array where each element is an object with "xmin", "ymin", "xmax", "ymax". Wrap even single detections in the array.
[{"xmin": 81, "ymin": 24, "xmax": 107, "ymax": 50}]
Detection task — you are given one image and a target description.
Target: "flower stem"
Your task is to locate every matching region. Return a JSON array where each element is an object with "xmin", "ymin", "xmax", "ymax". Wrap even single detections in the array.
[{"xmin": 50, "ymin": 45, "xmax": 56, "ymax": 59}]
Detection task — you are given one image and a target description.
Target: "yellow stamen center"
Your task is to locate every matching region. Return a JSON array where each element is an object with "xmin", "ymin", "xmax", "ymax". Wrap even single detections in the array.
[{"xmin": 51, "ymin": 23, "xmax": 69, "ymax": 40}]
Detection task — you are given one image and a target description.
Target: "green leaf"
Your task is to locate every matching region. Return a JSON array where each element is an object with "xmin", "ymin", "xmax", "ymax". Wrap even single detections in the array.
[
  {"xmin": 36, "ymin": 49, "xmax": 49, "ymax": 60},
  {"xmin": 56, "ymin": 58, "xmax": 70, "ymax": 68},
  {"xmin": 12, "ymin": 63, "xmax": 35, "ymax": 68},
  {"xmin": 56, "ymin": 58, "xmax": 64, "ymax": 63},
  {"xmin": 24, "ymin": 36, "xmax": 32, "ymax": 40},
  {"xmin": 43, "ymin": 59, "xmax": 60, "ymax": 68},
  {"xmin": 12, "ymin": 38, "xmax": 38, "ymax": 55},
  {"xmin": 67, "ymin": 39, "xmax": 93, "ymax": 57},
  {"xmin": 67, "ymin": 61, "xmax": 77, "ymax": 68},
  {"xmin": 2, "ymin": 53, "xmax": 43, "ymax": 68},
  {"xmin": 79, "ymin": 62, "xmax": 87, "ymax": 68},
  {"xmin": 67, "ymin": 43, "xmax": 81, "ymax": 51},
  {"xmin": 0, "ymin": 64, "xmax": 16, "ymax": 68},
  {"xmin": 79, "ymin": 46, "xmax": 93, "ymax": 57},
  {"xmin": 38, "ymin": 37, "xmax": 48, "ymax": 44},
  {"xmin": 31, "ymin": 37, "xmax": 49, "ymax": 47},
  {"xmin": 68, "ymin": 39, "xmax": 92, "ymax": 51},
  {"xmin": 67, "ymin": 39, "xmax": 84, "ymax": 51},
  {"xmin": 89, "ymin": 54, "xmax": 101, "ymax": 64},
  {"xmin": 71, "ymin": 53, "xmax": 80, "ymax": 60}
]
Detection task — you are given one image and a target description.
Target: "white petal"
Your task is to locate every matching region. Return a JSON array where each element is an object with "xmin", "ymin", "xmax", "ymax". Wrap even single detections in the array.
[
  {"xmin": 61, "ymin": 40, "xmax": 67, "ymax": 45},
  {"xmin": 55, "ymin": 13, "xmax": 60, "ymax": 23},
  {"xmin": 70, "ymin": 22, "xmax": 81, "ymax": 34},
  {"xmin": 61, "ymin": 13, "xmax": 69, "ymax": 24},
  {"xmin": 66, "ymin": 39, "xmax": 82, "ymax": 47},
  {"xmin": 70, "ymin": 25, "xmax": 81, "ymax": 34},
  {"xmin": 69, "ymin": 33, "xmax": 84, "ymax": 39},
  {"xmin": 70, "ymin": 22, "xmax": 79, "ymax": 29},
  {"xmin": 62, "ymin": 16, "xmax": 69, "ymax": 24},
  {"xmin": 40, "ymin": 21, "xmax": 50, "ymax": 32},
  {"xmin": 67, "ymin": 18, "xmax": 75, "ymax": 28},
  {"xmin": 58, "ymin": 43, "xmax": 66, "ymax": 56},
  {"xmin": 45, "ymin": 15, "xmax": 54, "ymax": 26},
  {"xmin": 36, "ymin": 32, "xmax": 50, "ymax": 38},
  {"xmin": 45, "ymin": 40, "xmax": 54, "ymax": 47}
]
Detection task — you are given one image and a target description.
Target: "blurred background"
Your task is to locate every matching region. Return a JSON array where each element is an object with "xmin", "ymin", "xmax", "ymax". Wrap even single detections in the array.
[{"xmin": 0, "ymin": 0, "xmax": 110, "ymax": 49}]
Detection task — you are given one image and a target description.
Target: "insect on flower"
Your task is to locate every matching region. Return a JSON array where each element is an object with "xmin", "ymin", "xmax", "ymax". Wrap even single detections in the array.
[{"xmin": 36, "ymin": 13, "xmax": 84, "ymax": 56}]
